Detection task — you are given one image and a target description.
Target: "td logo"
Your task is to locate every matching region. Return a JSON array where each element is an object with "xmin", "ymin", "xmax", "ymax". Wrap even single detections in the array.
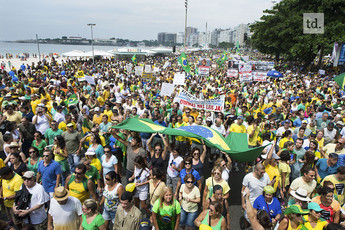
[{"xmin": 303, "ymin": 13, "xmax": 324, "ymax": 34}]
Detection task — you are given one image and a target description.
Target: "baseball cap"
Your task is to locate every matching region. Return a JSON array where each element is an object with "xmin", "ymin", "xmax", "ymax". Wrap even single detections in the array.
[
  {"xmin": 237, "ymin": 115, "xmax": 244, "ymax": 120},
  {"xmin": 308, "ymin": 202, "xmax": 324, "ymax": 212},
  {"xmin": 23, "ymin": 171, "xmax": 35, "ymax": 179},
  {"xmin": 284, "ymin": 205, "xmax": 309, "ymax": 215},
  {"xmin": 263, "ymin": 186, "xmax": 275, "ymax": 195},
  {"xmin": 66, "ymin": 123, "xmax": 74, "ymax": 127},
  {"xmin": 95, "ymin": 107, "xmax": 100, "ymax": 112},
  {"xmin": 302, "ymin": 120, "xmax": 308, "ymax": 124}
]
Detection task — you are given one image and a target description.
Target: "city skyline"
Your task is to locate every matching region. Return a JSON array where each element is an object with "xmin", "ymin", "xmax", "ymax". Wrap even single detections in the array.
[{"xmin": 2, "ymin": 0, "xmax": 273, "ymax": 41}]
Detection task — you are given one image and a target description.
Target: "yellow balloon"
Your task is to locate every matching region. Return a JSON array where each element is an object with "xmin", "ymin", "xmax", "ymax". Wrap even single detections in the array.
[
  {"xmin": 125, "ymin": 183, "xmax": 136, "ymax": 192},
  {"xmin": 199, "ymin": 224, "xmax": 212, "ymax": 230}
]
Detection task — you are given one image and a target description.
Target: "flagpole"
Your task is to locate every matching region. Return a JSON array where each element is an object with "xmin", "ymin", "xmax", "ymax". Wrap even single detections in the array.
[
  {"xmin": 36, "ymin": 34, "xmax": 41, "ymax": 62},
  {"xmin": 205, "ymin": 22, "xmax": 207, "ymax": 49},
  {"xmin": 184, "ymin": 0, "xmax": 188, "ymax": 52}
]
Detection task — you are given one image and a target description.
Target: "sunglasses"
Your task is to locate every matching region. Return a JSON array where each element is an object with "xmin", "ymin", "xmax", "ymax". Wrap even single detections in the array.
[
  {"xmin": 43, "ymin": 155, "xmax": 50, "ymax": 157},
  {"xmin": 29, "ymin": 151, "xmax": 36, "ymax": 154},
  {"xmin": 74, "ymin": 172, "xmax": 83, "ymax": 175},
  {"xmin": 184, "ymin": 162, "xmax": 191, "ymax": 165},
  {"xmin": 105, "ymin": 177, "xmax": 111, "ymax": 181},
  {"xmin": 186, "ymin": 181, "xmax": 193, "ymax": 184},
  {"xmin": 104, "ymin": 151, "xmax": 111, "ymax": 153},
  {"xmin": 296, "ymin": 214, "xmax": 302, "ymax": 217},
  {"xmin": 314, "ymin": 211, "xmax": 322, "ymax": 214},
  {"xmin": 155, "ymin": 149, "xmax": 161, "ymax": 151}
]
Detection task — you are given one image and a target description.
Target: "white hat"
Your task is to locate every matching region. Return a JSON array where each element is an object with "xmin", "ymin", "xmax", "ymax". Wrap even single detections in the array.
[
  {"xmin": 290, "ymin": 188, "xmax": 311, "ymax": 202},
  {"xmin": 85, "ymin": 151, "xmax": 96, "ymax": 156},
  {"xmin": 262, "ymin": 153, "xmax": 280, "ymax": 160},
  {"xmin": 94, "ymin": 107, "xmax": 100, "ymax": 112}
]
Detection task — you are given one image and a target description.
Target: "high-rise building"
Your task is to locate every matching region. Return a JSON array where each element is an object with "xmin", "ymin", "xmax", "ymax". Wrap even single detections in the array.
[
  {"xmin": 176, "ymin": 32, "xmax": 184, "ymax": 44},
  {"xmin": 157, "ymin": 32, "xmax": 177, "ymax": 46},
  {"xmin": 233, "ymin": 23, "xmax": 250, "ymax": 46}
]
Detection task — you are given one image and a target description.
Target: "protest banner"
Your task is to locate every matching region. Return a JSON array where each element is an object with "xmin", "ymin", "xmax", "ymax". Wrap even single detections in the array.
[
  {"xmin": 239, "ymin": 73, "xmax": 252, "ymax": 82},
  {"xmin": 142, "ymin": 72, "xmax": 153, "ymax": 82},
  {"xmin": 242, "ymin": 56, "xmax": 249, "ymax": 62},
  {"xmin": 227, "ymin": 69, "xmax": 238, "ymax": 78},
  {"xmin": 160, "ymin": 83, "xmax": 175, "ymax": 96},
  {"xmin": 126, "ymin": 64, "xmax": 132, "ymax": 73},
  {"xmin": 199, "ymin": 66, "xmax": 210, "ymax": 76},
  {"xmin": 211, "ymin": 64, "xmax": 217, "ymax": 69},
  {"xmin": 145, "ymin": 65, "xmax": 152, "ymax": 73},
  {"xmin": 163, "ymin": 61, "xmax": 171, "ymax": 69},
  {"xmin": 135, "ymin": 66, "xmax": 144, "ymax": 76},
  {"xmin": 173, "ymin": 89, "xmax": 225, "ymax": 112},
  {"xmin": 153, "ymin": 67, "xmax": 160, "ymax": 72},
  {"xmin": 173, "ymin": 73, "xmax": 186, "ymax": 85},
  {"xmin": 198, "ymin": 58, "xmax": 211, "ymax": 66},
  {"xmin": 253, "ymin": 72, "xmax": 267, "ymax": 81},
  {"xmin": 239, "ymin": 64, "xmax": 252, "ymax": 73},
  {"xmin": 319, "ymin": 69, "xmax": 325, "ymax": 75}
]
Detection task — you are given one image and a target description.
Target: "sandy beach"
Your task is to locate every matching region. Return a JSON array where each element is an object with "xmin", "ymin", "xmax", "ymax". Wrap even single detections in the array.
[{"xmin": 0, "ymin": 56, "xmax": 69, "ymax": 72}]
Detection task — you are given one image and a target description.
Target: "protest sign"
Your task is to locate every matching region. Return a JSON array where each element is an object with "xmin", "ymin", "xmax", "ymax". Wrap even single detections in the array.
[
  {"xmin": 199, "ymin": 66, "xmax": 210, "ymax": 76},
  {"xmin": 163, "ymin": 61, "xmax": 171, "ymax": 69},
  {"xmin": 160, "ymin": 83, "xmax": 175, "ymax": 96},
  {"xmin": 198, "ymin": 58, "xmax": 211, "ymax": 66},
  {"xmin": 227, "ymin": 69, "xmax": 238, "ymax": 78},
  {"xmin": 126, "ymin": 64, "xmax": 132, "ymax": 73},
  {"xmin": 135, "ymin": 66, "xmax": 143, "ymax": 76},
  {"xmin": 319, "ymin": 69, "xmax": 325, "ymax": 75},
  {"xmin": 153, "ymin": 67, "xmax": 160, "ymax": 72},
  {"xmin": 239, "ymin": 64, "xmax": 252, "ymax": 73},
  {"xmin": 76, "ymin": 70, "xmax": 85, "ymax": 78},
  {"xmin": 173, "ymin": 89, "xmax": 224, "ymax": 112},
  {"xmin": 239, "ymin": 73, "xmax": 252, "ymax": 82},
  {"xmin": 242, "ymin": 56, "xmax": 249, "ymax": 62},
  {"xmin": 211, "ymin": 64, "xmax": 217, "ymax": 69},
  {"xmin": 142, "ymin": 72, "xmax": 153, "ymax": 82},
  {"xmin": 145, "ymin": 65, "xmax": 152, "ymax": 73},
  {"xmin": 253, "ymin": 72, "xmax": 267, "ymax": 81},
  {"xmin": 173, "ymin": 73, "xmax": 186, "ymax": 85}
]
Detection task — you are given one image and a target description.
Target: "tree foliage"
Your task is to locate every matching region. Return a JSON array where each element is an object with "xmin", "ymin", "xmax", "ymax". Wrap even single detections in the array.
[{"xmin": 250, "ymin": 0, "xmax": 345, "ymax": 67}]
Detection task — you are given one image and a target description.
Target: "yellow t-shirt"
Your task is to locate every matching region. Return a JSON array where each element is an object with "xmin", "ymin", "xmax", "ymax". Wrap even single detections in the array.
[
  {"xmin": 229, "ymin": 123, "xmax": 246, "ymax": 133},
  {"xmin": 278, "ymin": 161, "xmax": 291, "ymax": 186},
  {"xmin": 247, "ymin": 125, "xmax": 260, "ymax": 146},
  {"xmin": 279, "ymin": 137, "xmax": 293, "ymax": 149},
  {"xmin": 103, "ymin": 110, "xmax": 113, "ymax": 122},
  {"xmin": 316, "ymin": 138, "xmax": 324, "ymax": 150},
  {"xmin": 91, "ymin": 158, "xmax": 101, "ymax": 171},
  {"xmin": 175, "ymin": 122, "xmax": 188, "ymax": 141},
  {"xmin": 205, "ymin": 177, "xmax": 230, "ymax": 198},
  {"xmin": 93, "ymin": 114, "xmax": 103, "ymax": 125},
  {"xmin": 302, "ymin": 215, "xmax": 327, "ymax": 230},
  {"xmin": 58, "ymin": 121, "xmax": 77, "ymax": 132},
  {"xmin": 2, "ymin": 174, "xmax": 24, "ymax": 207},
  {"xmin": 322, "ymin": 175, "xmax": 345, "ymax": 206},
  {"xmin": 264, "ymin": 163, "xmax": 280, "ymax": 189}
]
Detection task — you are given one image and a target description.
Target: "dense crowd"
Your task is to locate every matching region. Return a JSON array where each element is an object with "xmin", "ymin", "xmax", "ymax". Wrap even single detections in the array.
[{"xmin": 0, "ymin": 51, "xmax": 344, "ymax": 230}]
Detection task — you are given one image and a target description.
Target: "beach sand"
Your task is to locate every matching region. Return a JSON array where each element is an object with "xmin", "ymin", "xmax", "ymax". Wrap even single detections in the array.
[{"xmin": 0, "ymin": 56, "xmax": 69, "ymax": 72}]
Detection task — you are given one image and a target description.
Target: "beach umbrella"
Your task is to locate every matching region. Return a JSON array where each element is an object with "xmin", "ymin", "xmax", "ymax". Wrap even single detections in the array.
[
  {"xmin": 267, "ymin": 70, "xmax": 283, "ymax": 78},
  {"xmin": 61, "ymin": 70, "xmax": 66, "ymax": 76}
]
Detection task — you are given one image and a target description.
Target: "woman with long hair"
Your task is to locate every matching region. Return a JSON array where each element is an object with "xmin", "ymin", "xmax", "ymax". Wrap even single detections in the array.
[
  {"xmin": 191, "ymin": 142, "xmax": 207, "ymax": 181},
  {"xmin": 25, "ymin": 146, "xmax": 42, "ymax": 175},
  {"xmin": 147, "ymin": 132, "xmax": 168, "ymax": 172},
  {"xmin": 100, "ymin": 171, "xmax": 123, "ymax": 230},
  {"xmin": 179, "ymin": 174, "xmax": 201, "ymax": 230},
  {"xmin": 152, "ymin": 186, "xmax": 181, "ymax": 230},
  {"xmin": 88, "ymin": 133, "xmax": 104, "ymax": 162},
  {"xmin": 149, "ymin": 167, "xmax": 166, "ymax": 208},
  {"xmin": 101, "ymin": 145, "xmax": 118, "ymax": 178},
  {"xmin": 31, "ymin": 131, "xmax": 47, "ymax": 156},
  {"xmin": 279, "ymin": 130, "xmax": 293, "ymax": 151},
  {"xmin": 9, "ymin": 152, "xmax": 27, "ymax": 176},
  {"xmin": 128, "ymin": 155, "xmax": 150, "ymax": 214},
  {"xmin": 194, "ymin": 200, "xmax": 226, "ymax": 230},
  {"xmin": 214, "ymin": 156, "xmax": 232, "ymax": 182},
  {"xmin": 52, "ymin": 135, "xmax": 70, "ymax": 184},
  {"xmin": 79, "ymin": 199, "xmax": 105, "ymax": 230},
  {"xmin": 278, "ymin": 205, "xmax": 309, "ymax": 230},
  {"xmin": 202, "ymin": 166, "xmax": 230, "ymax": 204}
]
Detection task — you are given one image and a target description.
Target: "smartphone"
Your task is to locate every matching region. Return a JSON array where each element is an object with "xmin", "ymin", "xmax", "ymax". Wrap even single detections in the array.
[{"xmin": 272, "ymin": 176, "xmax": 277, "ymax": 180}]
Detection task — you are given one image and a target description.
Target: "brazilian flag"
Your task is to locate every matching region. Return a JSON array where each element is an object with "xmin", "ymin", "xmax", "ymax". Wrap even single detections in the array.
[
  {"xmin": 66, "ymin": 94, "xmax": 78, "ymax": 106},
  {"xmin": 131, "ymin": 55, "xmax": 137, "ymax": 64},
  {"xmin": 334, "ymin": 72, "xmax": 345, "ymax": 90},
  {"xmin": 82, "ymin": 118, "xmax": 91, "ymax": 135},
  {"xmin": 218, "ymin": 51, "xmax": 228, "ymax": 67},
  {"xmin": 178, "ymin": 52, "xmax": 191, "ymax": 73}
]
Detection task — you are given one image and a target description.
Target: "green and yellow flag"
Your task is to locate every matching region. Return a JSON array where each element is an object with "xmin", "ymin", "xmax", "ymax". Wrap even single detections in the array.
[
  {"xmin": 178, "ymin": 52, "xmax": 191, "ymax": 73},
  {"xmin": 334, "ymin": 72, "xmax": 345, "ymax": 89},
  {"xmin": 218, "ymin": 51, "xmax": 228, "ymax": 66},
  {"xmin": 131, "ymin": 55, "xmax": 137, "ymax": 64}
]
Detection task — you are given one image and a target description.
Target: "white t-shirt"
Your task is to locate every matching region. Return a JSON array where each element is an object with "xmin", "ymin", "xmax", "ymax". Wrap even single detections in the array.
[
  {"xmin": 167, "ymin": 153, "xmax": 183, "ymax": 178},
  {"xmin": 262, "ymin": 140, "xmax": 276, "ymax": 158},
  {"xmin": 34, "ymin": 114, "xmax": 50, "ymax": 135},
  {"xmin": 276, "ymin": 127, "xmax": 292, "ymax": 137},
  {"xmin": 134, "ymin": 167, "xmax": 150, "ymax": 192},
  {"xmin": 211, "ymin": 124, "xmax": 226, "ymax": 136},
  {"xmin": 25, "ymin": 183, "xmax": 50, "ymax": 225},
  {"xmin": 49, "ymin": 196, "xmax": 82, "ymax": 230},
  {"xmin": 242, "ymin": 172, "xmax": 270, "ymax": 204}
]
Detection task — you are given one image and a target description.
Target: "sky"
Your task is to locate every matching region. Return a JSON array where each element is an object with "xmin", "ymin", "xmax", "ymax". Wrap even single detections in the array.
[{"xmin": 1, "ymin": 0, "xmax": 273, "ymax": 41}]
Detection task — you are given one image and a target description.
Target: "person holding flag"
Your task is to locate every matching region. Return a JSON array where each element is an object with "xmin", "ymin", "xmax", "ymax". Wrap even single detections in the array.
[
  {"xmin": 132, "ymin": 54, "xmax": 137, "ymax": 65},
  {"xmin": 178, "ymin": 52, "xmax": 191, "ymax": 73}
]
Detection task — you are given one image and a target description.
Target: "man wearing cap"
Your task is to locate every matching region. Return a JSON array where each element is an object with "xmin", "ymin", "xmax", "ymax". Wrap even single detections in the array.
[
  {"xmin": 58, "ymin": 114, "xmax": 76, "ymax": 132},
  {"xmin": 37, "ymin": 149, "xmax": 62, "ymax": 196},
  {"xmin": 303, "ymin": 202, "xmax": 328, "ymax": 229},
  {"xmin": 93, "ymin": 107, "xmax": 103, "ymax": 125},
  {"xmin": 48, "ymin": 186, "xmax": 82, "ymax": 230},
  {"xmin": 0, "ymin": 167, "xmax": 23, "ymax": 227},
  {"xmin": 13, "ymin": 171, "xmax": 49, "ymax": 228},
  {"xmin": 62, "ymin": 122, "xmax": 81, "ymax": 171},
  {"xmin": 289, "ymin": 166, "xmax": 317, "ymax": 198},
  {"xmin": 294, "ymin": 120, "xmax": 311, "ymax": 137},
  {"xmin": 315, "ymin": 153, "xmax": 339, "ymax": 181},
  {"xmin": 322, "ymin": 166, "xmax": 345, "ymax": 206},
  {"xmin": 321, "ymin": 138, "xmax": 345, "ymax": 159}
]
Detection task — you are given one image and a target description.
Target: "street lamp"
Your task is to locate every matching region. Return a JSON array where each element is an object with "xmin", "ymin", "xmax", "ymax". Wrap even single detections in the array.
[
  {"xmin": 184, "ymin": 0, "xmax": 188, "ymax": 52},
  {"xmin": 87, "ymin": 23, "xmax": 96, "ymax": 64}
]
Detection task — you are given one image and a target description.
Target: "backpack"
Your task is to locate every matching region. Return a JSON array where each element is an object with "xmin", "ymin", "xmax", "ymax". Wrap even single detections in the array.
[{"xmin": 14, "ymin": 185, "xmax": 32, "ymax": 221}]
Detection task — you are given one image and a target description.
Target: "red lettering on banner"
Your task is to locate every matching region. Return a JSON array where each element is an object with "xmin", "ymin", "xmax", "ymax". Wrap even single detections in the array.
[
  {"xmin": 215, "ymin": 106, "xmax": 222, "ymax": 112},
  {"xmin": 206, "ymin": 105, "xmax": 214, "ymax": 110}
]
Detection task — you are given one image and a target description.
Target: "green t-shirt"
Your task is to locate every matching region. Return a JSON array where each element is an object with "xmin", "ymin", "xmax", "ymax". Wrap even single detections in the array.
[
  {"xmin": 152, "ymin": 199, "xmax": 181, "ymax": 230},
  {"xmin": 86, "ymin": 165, "xmax": 101, "ymax": 184},
  {"xmin": 81, "ymin": 213, "xmax": 105, "ymax": 230},
  {"xmin": 45, "ymin": 128, "xmax": 63, "ymax": 145},
  {"xmin": 32, "ymin": 140, "xmax": 47, "ymax": 156}
]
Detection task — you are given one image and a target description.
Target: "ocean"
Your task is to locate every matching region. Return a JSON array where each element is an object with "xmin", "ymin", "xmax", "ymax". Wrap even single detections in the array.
[{"xmin": 0, "ymin": 41, "xmax": 148, "ymax": 56}]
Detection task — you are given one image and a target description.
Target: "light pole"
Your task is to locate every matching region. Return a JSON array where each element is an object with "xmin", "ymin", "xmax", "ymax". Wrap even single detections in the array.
[
  {"xmin": 87, "ymin": 23, "xmax": 96, "ymax": 64},
  {"xmin": 184, "ymin": 0, "xmax": 188, "ymax": 52}
]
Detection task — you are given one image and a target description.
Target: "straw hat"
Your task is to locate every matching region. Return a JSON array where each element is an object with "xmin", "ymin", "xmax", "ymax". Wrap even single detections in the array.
[
  {"xmin": 53, "ymin": 186, "xmax": 69, "ymax": 201},
  {"xmin": 9, "ymin": 142, "xmax": 19, "ymax": 148}
]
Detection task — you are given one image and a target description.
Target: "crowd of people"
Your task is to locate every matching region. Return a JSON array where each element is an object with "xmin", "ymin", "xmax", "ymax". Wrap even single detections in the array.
[{"xmin": 0, "ymin": 50, "xmax": 344, "ymax": 230}]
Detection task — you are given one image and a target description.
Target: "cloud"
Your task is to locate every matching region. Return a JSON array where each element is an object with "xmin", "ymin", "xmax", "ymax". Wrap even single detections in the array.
[{"xmin": 0, "ymin": 0, "xmax": 273, "ymax": 41}]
